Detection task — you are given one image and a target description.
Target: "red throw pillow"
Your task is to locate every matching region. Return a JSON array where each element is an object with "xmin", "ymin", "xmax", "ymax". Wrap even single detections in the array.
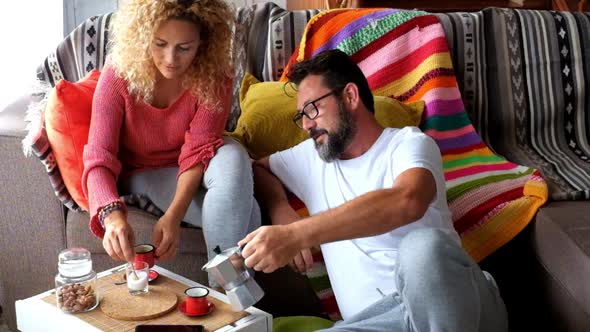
[{"xmin": 45, "ymin": 70, "xmax": 101, "ymax": 211}]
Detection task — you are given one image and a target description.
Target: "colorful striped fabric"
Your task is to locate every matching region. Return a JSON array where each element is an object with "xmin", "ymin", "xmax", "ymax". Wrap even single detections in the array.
[
  {"xmin": 435, "ymin": 9, "xmax": 590, "ymax": 201},
  {"xmin": 281, "ymin": 8, "xmax": 549, "ymax": 262}
]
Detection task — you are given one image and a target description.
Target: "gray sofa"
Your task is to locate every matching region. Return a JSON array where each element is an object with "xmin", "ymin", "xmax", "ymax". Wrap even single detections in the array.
[{"xmin": 1, "ymin": 3, "xmax": 590, "ymax": 332}]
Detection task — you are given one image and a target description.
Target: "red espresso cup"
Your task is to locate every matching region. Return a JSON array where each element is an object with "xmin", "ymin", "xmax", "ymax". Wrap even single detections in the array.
[
  {"xmin": 134, "ymin": 244, "xmax": 155, "ymax": 268},
  {"xmin": 184, "ymin": 287, "xmax": 210, "ymax": 315}
]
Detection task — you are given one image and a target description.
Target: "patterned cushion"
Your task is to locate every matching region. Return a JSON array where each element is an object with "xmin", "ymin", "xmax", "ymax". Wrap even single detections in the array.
[
  {"xmin": 433, "ymin": 12, "xmax": 486, "ymax": 126},
  {"xmin": 229, "ymin": 6, "xmax": 257, "ymax": 132},
  {"xmin": 37, "ymin": 14, "xmax": 112, "ymax": 86},
  {"xmin": 484, "ymin": 9, "xmax": 590, "ymax": 200},
  {"xmin": 262, "ymin": 6, "xmax": 322, "ymax": 81}
]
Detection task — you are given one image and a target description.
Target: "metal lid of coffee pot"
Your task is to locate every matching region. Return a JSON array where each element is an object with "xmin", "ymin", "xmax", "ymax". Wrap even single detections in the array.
[
  {"xmin": 202, "ymin": 246, "xmax": 264, "ymax": 311},
  {"xmin": 202, "ymin": 246, "xmax": 246, "ymax": 287}
]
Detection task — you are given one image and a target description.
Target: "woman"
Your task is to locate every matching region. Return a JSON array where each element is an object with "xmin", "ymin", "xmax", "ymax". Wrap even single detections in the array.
[{"xmin": 82, "ymin": 0, "xmax": 260, "ymax": 282}]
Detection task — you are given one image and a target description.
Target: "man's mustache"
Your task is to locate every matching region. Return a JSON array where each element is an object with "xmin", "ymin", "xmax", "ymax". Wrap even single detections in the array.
[{"xmin": 309, "ymin": 128, "xmax": 329, "ymax": 140}]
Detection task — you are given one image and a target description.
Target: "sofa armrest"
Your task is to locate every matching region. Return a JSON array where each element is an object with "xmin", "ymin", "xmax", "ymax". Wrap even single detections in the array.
[
  {"xmin": 0, "ymin": 94, "xmax": 67, "ymax": 331},
  {"xmin": 0, "ymin": 94, "xmax": 31, "ymax": 137}
]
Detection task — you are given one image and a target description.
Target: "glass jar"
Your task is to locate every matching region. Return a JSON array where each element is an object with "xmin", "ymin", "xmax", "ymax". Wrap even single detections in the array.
[{"xmin": 55, "ymin": 247, "xmax": 99, "ymax": 313}]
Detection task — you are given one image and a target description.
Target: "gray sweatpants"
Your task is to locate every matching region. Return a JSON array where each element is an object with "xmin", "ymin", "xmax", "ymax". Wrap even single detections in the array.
[
  {"xmin": 318, "ymin": 228, "xmax": 508, "ymax": 332},
  {"xmin": 119, "ymin": 137, "xmax": 261, "ymax": 271}
]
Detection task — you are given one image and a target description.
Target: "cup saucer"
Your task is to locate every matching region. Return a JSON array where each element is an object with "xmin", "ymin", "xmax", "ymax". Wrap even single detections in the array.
[
  {"xmin": 148, "ymin": 269, "xmax": 159, "ymax": 282},
  {"xmin": 178, "ymin": 300, "xmax": 215, "ymax": 317}
]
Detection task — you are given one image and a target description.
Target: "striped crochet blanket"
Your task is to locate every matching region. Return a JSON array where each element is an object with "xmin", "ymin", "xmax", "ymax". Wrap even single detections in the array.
[{"xmin": 281, "ymin": 8, "xmax": 548, "ymax": 262}]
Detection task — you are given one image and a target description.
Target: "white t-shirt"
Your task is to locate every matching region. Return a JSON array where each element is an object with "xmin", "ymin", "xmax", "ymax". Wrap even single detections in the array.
[{"xmin": 269, "ymin": 127, "xmax": 461, "ymax": 319}]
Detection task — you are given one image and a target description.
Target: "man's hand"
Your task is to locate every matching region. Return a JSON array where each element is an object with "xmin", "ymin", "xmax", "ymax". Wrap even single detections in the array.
[
  {"xmin": 290, "ymin": 248, "xmax": 314, "ymax": 274},
  {"xmin": 268, "ymin": 201, "xmax": 313, "ymax": 272},
  {"xmin": 152, "ymin": 213, "xmax": 181, "ymax": 261},
  {"xmin": 103, "ymin": 211, "xmax": 135, "ymax": 262},
  {"xmin": 238, "ymin": 225, "xmax": 305, "ymax": 273}
]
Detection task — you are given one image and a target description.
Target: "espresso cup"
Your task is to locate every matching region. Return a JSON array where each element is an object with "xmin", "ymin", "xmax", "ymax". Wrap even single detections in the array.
[
  {"xmin": 134, "ymin": 244, "xmax": 155, "ymax": 268},
  {"xmin": 184, "ymin": 287, "xmax": 210, "ymax": 314}
]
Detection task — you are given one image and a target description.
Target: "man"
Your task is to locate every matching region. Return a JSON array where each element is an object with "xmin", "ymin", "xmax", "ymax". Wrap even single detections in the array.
[{"xmin": 239, "ymin": 49, "xmax": 508, "ymax": 331}]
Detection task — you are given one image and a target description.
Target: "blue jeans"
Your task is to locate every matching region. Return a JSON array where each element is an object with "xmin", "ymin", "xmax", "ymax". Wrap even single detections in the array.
[{"xmin": 318, "ymin": 228, "xmax": 508, "ymax": 332}]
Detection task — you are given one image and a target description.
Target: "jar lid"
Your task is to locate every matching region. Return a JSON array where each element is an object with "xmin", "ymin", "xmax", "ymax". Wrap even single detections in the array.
[{"xmin": 58, "ymin": 248, "xmax": 93, "ymax": 277}]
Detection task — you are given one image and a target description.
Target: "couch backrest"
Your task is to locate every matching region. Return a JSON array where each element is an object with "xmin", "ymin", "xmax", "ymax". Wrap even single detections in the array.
[{"xmin": 35, "ymin": 5, "xmax": 590, "ymax": 200}]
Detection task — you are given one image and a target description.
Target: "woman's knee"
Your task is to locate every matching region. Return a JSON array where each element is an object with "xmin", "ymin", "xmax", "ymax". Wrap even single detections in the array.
[
  {"xmin": 204, "ymin": 137, "xmax": 253, "ymax": 188},
  {"xmin": 214, "ymin": 137, "xmax": 251, "ymax": 166}
]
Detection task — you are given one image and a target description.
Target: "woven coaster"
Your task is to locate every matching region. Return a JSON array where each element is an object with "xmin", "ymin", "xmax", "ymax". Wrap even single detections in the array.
[
  {"xmin": 42, "ymin": 272, "xmax": 249, "ymax": 332},
  {"xmin": 100, "ymin": 285, "xmax": 177, "ymax": 321}
]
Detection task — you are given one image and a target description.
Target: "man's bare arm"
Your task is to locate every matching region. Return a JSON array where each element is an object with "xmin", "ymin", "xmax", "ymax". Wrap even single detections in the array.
[
  {"xmin": 253, "ymin": 157, "xmax": 300, "ymax": 225},
  {"xmin": 293, "ymin": 167, "xmax": 437, "ymax": 248}
]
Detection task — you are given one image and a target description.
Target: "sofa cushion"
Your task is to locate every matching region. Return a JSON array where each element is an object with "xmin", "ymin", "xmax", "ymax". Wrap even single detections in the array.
[
  {"xmin": 0, "ymin": 95, "xmax": 32, "ymax": 137},
  {"xmin": 232, "ymin": 72, "xmax": 424, "ymax": 159},
  {"xmin": 533, "ymin": 201, "xmax": 590, "ymax": 320},
  {"xmin": 45, "ymin": 70, "xmax": 100, "ymax": 211}
]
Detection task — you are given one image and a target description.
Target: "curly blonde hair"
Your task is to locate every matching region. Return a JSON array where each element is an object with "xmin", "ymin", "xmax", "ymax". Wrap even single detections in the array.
[{"xmin": 108, "ymin": 0, "xmax": 234, "ymax": 109}]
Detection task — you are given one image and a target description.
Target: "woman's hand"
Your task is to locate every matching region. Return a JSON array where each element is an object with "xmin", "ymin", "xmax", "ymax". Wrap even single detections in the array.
[
  {"xmin": 103, "ymin": 210, "xmax": 135, "ymax": 262},
  {"xmin": 152, "ymin": 213, "xmax": 181, "ymax": 261}
]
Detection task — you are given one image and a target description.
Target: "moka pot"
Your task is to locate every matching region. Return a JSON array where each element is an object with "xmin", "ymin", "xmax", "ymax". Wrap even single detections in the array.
[{"xmin": 202, "ymin": 246, "xmax": 264, "ymax": 311}]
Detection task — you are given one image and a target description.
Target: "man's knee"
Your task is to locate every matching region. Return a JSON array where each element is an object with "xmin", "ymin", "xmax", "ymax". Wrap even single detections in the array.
[{"xmin": 398, "ymin": 228, "xmax": 464, "ymax": 274}]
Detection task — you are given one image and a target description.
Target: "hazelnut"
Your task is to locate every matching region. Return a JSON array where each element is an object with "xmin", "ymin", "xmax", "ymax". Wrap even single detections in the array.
[{"xmin": 57, "ymin": 283, "xmax": 97, "ymax": 313}]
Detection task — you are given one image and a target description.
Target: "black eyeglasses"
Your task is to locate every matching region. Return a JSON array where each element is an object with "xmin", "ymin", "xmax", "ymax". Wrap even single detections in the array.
[{"xmin": 292, "ymin": 90, "xmax": 338, "ymax": 129}]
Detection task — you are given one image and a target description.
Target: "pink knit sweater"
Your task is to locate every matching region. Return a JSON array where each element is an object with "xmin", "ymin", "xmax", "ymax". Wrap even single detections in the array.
[{"xmin": 82, "ymin": 64, "xmax": 229, "ymax": 238}]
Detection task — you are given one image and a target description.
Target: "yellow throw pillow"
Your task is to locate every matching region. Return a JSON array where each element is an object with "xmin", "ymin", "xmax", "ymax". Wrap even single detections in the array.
[{"xmin": 230, "ymin": 72, "xmax": 424, "ymax": 159}]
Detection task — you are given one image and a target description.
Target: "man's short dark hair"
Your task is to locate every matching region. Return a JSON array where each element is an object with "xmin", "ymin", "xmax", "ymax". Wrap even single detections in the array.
[{"xmin": 286, "ymin": 49, "xmax": 375, "ymax": 113}]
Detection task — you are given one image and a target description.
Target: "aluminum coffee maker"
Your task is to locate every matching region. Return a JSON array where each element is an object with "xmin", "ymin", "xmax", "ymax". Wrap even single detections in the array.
[{"xmin": 202, "ymin": 246, "xmax": 264, "ymax": 311}]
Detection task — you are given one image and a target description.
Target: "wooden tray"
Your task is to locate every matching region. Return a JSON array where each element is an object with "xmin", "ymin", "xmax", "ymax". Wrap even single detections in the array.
[{"xmin": 42, "ymin": 272, "xmax": 249, "ymax": 332}]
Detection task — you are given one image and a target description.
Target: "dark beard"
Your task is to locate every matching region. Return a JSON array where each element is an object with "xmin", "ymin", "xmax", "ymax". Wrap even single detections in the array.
[{"xmin": 312, "ymin": 100, "xmax": 356, "ymax": 162}]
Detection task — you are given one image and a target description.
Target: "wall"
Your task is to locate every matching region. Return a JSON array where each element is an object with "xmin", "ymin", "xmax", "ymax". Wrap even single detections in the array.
[
  {"xmin": 0, "ymin": 0, "xmax": 63, "ymax": 110},
  {"xmin": 63, "ymin": 0, "xmax": 286, "ymax": 36},
  {"xmin": 234, "ymin": 0, "xmax": 286, "ymax": 8},
  {"xmin": 63, "ymin": 0, "xmax": 123, "ymax": 36}
]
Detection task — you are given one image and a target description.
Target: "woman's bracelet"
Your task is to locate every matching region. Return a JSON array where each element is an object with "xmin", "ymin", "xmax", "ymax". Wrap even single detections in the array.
[{"xmin": 98, "ymin": 201, "xmax": 126, "ymax": 227}]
